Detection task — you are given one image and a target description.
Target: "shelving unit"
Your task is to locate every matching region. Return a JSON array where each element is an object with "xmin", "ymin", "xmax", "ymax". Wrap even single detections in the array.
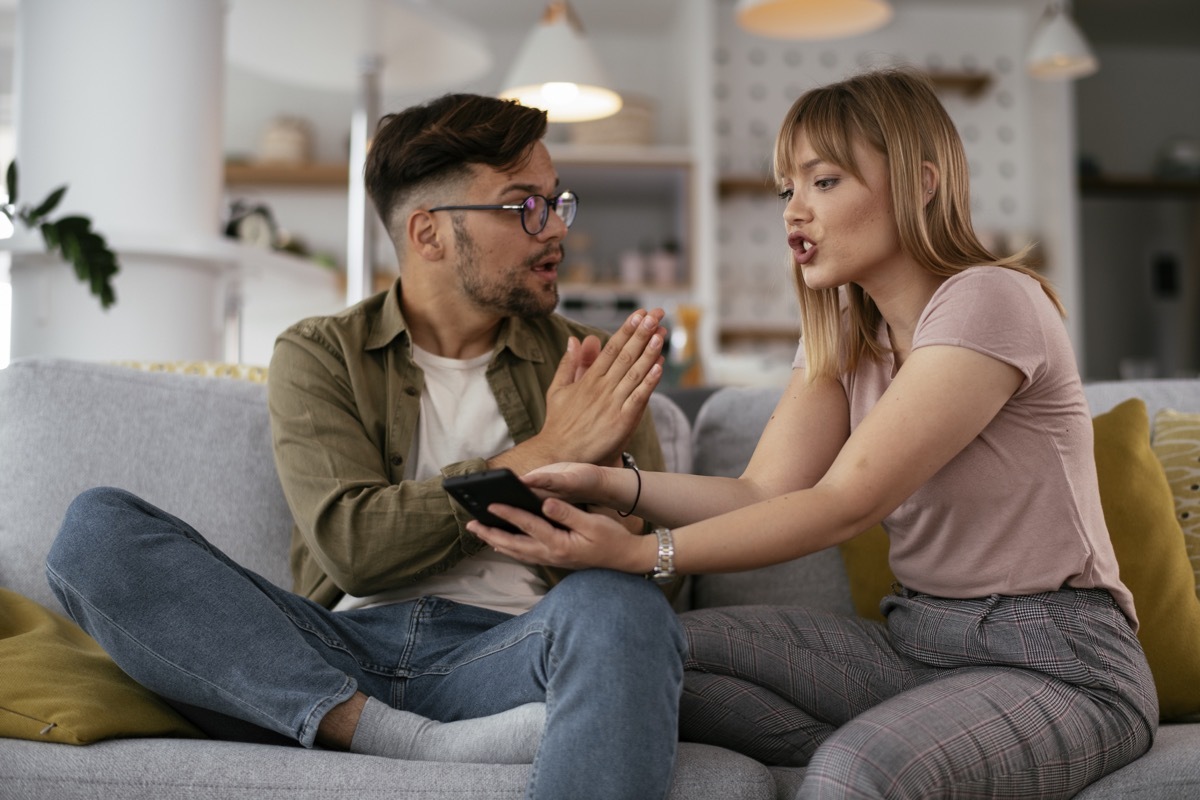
[
  {"xmin": 222, "ymin": 145, "xmax": 699, "ymax": 332},
  {"xmin": 1080, "ymin": 174, "xmax": 1200, "ymax": 199}
]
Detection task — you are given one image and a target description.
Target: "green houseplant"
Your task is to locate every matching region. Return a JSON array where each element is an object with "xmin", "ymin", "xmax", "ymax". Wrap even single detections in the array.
[{"xmin": 2, "ymin": 160, "xmax": 119, "ymax": 309}]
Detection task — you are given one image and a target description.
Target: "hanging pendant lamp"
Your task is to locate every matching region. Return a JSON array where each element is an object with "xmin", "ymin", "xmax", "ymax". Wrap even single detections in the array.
[
  {"xmin": 1027, "ymin": 2, "xmax": 1099, "ymax": 80},
  {"xmin": 500, "ymin": 1, "xmax": 622, "ymax": 123},
  {"xmin": 734, "ymin": 0, "xmax": 893, "ymax": 40}
]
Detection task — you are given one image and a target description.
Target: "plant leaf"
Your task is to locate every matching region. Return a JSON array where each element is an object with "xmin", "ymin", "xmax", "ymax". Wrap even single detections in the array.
[
  {"xmin": 29, "ymin": 185, "xmax": 67, "ymax": 223},
  {"xmin": 6, "ymin": 161, "xmax": 16, "ymax": 203},
  {"xmin": 54, "ymin": 215, "xmax": 90, "ymax": 234},
  {"xmin": 40, "ymin": 221, "xmax": 60, "ymax": 251}
]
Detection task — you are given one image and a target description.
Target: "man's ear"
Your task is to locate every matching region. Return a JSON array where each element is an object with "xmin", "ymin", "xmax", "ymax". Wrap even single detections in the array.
[{"xmin": 409, "ymin": 209, "xmax": 446, "ymax": 261}]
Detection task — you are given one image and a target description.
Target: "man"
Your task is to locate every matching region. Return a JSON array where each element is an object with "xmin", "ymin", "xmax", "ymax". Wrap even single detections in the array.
[{"xmin": 46, "ymin": 94, "xmax": 686, "ymax": 800}]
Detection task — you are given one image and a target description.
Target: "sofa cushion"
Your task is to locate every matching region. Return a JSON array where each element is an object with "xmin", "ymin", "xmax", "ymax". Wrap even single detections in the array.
[
  {"xmin": 1096, "ymin": 399, "xmax": 1200, "ymax": 721},
  {"xmin": 688, "ymin": 386, "xmax": 855, "ymax": 614},
  {"xmin": 0, "ymin": 588, "xmax": 203, "ymax": 744},
  {"xmin": 0, "ymin": 359, "xmax": 297, "ymax": 610},
  {"xmin": 0, "ymin": 738, "xmax": 777, "ymax": 800},
  {"xmin": 1152, "ymin": 408, "xmax": 1200, "ymax": 599}
]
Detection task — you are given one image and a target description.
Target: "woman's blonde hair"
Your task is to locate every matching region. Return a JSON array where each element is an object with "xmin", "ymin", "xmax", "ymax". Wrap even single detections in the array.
[{"xmin": 774, "ymin": 67, "xmax": 1063, "ymax": 381}]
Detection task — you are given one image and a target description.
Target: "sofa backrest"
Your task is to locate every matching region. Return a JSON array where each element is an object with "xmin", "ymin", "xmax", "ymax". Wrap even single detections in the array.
[
  {"xmin": 687, "ymin": 386, "xmax": 857, "ymax": 614},
  {"xmin": 685, "ymin": 376, "xmax": 1200, "ymax": 612},
  {"xmin": 0, "ymin": 359, "xmax": 295, "ymax": 609},
  {"xmin": 0, "ymin": 358, "xmax": 693, "ymax": 611}
]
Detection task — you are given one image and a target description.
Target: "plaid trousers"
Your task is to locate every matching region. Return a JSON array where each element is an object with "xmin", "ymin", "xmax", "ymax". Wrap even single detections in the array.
[{"xmin": 680, "ymin": 587, "xmax": 1158, "ymax": 800}]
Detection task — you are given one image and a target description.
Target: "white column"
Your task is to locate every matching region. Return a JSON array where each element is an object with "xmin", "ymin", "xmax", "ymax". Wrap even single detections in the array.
[{"xmin": 10, "ymin": 0, "xmax": 229, "ymax": 362}]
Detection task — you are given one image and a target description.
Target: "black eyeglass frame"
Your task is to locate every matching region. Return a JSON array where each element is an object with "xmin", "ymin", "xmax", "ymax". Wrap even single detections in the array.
[{"xmin": 428, "ymin": 191, "xmax": 578, "ymax": 236}]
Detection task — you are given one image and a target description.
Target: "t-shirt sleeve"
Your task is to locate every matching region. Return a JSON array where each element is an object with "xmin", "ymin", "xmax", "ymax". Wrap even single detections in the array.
[
  {"xmin": 912, "ymin": 268, "xmax": 1050, "ymax": 387},
  {"xmin": 792, "ymin": 337, "xmax": 806, "ymax": 369}
]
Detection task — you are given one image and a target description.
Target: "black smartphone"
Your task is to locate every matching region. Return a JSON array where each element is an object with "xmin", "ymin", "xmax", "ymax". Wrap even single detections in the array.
[{"xmin": 443, "ymin": 468, "xmax": 565, "ymax": 534}]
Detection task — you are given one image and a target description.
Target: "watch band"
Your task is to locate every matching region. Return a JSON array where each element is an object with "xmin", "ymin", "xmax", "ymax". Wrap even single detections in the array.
[{"xmin": 646, "ymin": 526, "xmax": 675, "ymax": 585}]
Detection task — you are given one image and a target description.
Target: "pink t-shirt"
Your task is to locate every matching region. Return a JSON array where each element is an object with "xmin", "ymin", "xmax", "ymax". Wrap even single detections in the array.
[{"xmin": 794, "ymin": 267, "xmax": 1136, "ymax": 626}]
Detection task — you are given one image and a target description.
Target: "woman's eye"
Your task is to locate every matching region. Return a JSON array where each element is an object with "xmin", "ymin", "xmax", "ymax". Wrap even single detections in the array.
[
  {"xmin": 777, "ymin": 188, "xmax": 794, "ymax": 201},
  {"xmin": 815, "ymin": 178, "xmax": 838, "ymax": 190}
]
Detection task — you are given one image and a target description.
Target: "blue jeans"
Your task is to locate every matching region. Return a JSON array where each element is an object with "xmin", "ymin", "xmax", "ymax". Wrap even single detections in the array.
[{"xmin": 46, "ymin": 487, "xmax": 686, "ymax": 800}]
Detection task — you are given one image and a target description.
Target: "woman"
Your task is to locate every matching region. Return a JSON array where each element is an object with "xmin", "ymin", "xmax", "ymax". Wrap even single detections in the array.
[{"xmin": 468, "ymin": 68, "xmax": 1157, "ymax": 798}]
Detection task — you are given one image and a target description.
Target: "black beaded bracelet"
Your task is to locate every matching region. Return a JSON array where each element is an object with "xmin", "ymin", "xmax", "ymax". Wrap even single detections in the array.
[{"xmin": 617, "ymin": 461, "xmax": 641, "ymax": 518}]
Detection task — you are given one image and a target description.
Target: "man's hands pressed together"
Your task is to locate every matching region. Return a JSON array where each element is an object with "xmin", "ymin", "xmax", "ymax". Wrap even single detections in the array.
[{"xmin": 491, "ymin": 308, "xmax": 666, "ymax": 476}]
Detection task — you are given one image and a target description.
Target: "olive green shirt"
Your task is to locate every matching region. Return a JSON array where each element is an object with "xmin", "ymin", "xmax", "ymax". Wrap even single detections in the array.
[{"xmin": 268, "ymin": 279, "xmax": 666, "ymax": 609}]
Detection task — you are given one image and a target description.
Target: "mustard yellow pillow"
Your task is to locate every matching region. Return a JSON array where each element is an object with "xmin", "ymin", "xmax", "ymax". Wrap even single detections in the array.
[
  {"xmin": 1094, "ymin": 399, "xmax": 1200, "ymax": 721},
  {"xmin": 0, "ymin": 589, "xmax": 204, "ymax": 744},
  {"xmin": 1152, "ymin": 408, "xmax": 1200, "ymax": 600},
  {"xmin": 838, "ymin": 524, "xmax": 892, "ymax": 623}
]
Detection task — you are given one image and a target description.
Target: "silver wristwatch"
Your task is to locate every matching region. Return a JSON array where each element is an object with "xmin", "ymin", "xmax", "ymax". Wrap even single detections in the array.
[{"xmin": 646, "ymin": 526, "xmax": 675, "ymax": 585}]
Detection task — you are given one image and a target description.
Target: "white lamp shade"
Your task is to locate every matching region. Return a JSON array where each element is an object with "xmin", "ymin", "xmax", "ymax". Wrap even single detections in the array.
[
  {"xmin": 735, "ymin": 0, "xmax": 893, "ymax": 40},
  {"xmin": 500, "ymin": 2, "xmax": 622, "ymax": 123},
  {"xmin": 1027, "ymin": 5, "xmax": 1099, "ymax": 80},
  {"xmin": 227, "ymin": 0, "xmax": 492, "ymax": 93}
]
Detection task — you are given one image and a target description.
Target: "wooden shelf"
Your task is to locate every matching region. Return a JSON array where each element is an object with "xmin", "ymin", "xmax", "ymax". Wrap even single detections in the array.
[
  {"xmin": 927, "ymin": 70, "xmax": 992, "ymax": 99},
  {"xmin": 719, "ymin": 325, "xmax": 799, "ymax": 344},
  {"xmin": 225, "ymin": 162, "xmax": 350, "ymax": 187},
  {"xmin": 718, "ymin": 175, "xmax": 777, "ymax": 197},
  {"xmin": 1080, "ymin": 174, "xmax": 1200, "ymax": 199}
]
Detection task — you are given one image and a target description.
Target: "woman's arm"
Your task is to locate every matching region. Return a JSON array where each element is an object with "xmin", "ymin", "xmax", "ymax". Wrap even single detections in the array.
[
  {"xmin": 523, "ymin": 366, "xmax": 851, "ymax": 528},
  {"xmin": 474, "ymin": 344, "xmax": 1023, "ymax": 576}
]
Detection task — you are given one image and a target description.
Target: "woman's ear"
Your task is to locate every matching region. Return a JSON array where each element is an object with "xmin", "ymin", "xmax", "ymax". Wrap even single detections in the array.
[{"xmin": 921, "ymin": 161, "xmax": 940, "ymax": 205}]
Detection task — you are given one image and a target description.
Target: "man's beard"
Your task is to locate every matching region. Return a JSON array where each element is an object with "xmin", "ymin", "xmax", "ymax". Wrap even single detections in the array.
[{"xmin": 452, "ymin": 216, "xmax": 559, "ymax": 319}]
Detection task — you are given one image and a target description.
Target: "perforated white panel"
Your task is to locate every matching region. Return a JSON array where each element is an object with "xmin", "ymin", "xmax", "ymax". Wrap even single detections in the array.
[{"xmin": 714, "ymin": 0, "xmax": 1037, "ymax": 338}]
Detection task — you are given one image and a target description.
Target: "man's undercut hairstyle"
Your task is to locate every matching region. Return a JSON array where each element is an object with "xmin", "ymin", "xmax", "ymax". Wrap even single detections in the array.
[{"xmin": 365, "ymin": 94, "xmax": 549, "ymax": 231}]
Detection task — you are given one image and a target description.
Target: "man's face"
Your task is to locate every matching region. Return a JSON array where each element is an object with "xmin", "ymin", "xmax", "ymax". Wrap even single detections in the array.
[{"xmin": 448, "ymin": 142, "xmax": 567, "ymax": 319}]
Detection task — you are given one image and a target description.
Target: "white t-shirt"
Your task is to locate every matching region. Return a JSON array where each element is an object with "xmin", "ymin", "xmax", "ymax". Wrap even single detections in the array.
[{"xmin": 334, "ymin": 344, "xmax": 548, "ymax": 615}]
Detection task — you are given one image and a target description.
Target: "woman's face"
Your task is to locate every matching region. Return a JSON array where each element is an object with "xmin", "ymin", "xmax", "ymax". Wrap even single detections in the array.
[{"xmin": 779, "ymin": 132, "xmax": 905, "ymax": 292}]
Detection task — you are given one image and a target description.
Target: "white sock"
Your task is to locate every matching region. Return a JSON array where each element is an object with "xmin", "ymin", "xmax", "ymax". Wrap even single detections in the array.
[{"xmin": 349, "ymin": 697, "xmax": 545, "ymax": 763}]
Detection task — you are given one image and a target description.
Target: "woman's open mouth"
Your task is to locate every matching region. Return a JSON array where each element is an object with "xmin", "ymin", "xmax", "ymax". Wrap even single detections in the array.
[{"xmin": 788, "ymin": 232, "xmax": 816, "ymax": 265}]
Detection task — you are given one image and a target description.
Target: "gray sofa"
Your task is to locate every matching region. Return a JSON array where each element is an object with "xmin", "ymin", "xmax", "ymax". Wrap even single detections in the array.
[{"xmin": 1, "ymin": 357, "xmax": 1198, "ymax": 799}]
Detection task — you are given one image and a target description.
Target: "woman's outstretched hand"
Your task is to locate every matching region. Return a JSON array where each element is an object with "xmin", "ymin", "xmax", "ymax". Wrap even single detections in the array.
[
  {"xmin": 521, "ymin": 462, "xmax": 611, "ymax": 507},
  {"xmin": 467, "ymin": 497, "xmax": 652, "ymax": 574}
]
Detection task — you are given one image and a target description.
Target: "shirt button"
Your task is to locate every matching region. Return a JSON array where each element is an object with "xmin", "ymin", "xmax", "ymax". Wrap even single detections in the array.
[
  {"xmin": 390, "ymin": 455, "xmax": 403, "ymax": 466},
  {"xmin": 404, "ymin": 386, "xmax": 418, "ymax": 396}
]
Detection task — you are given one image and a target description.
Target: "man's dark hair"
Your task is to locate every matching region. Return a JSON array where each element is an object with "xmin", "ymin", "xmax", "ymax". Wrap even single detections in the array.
[{"xmin": 365, "ymin": 94, "xmax": 549, "ymax": 230}]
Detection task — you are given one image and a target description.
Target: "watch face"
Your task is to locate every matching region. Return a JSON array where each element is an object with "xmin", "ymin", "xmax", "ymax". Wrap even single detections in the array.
[{"xmin": 649, "ymin": 570, "xmax": 675, "ymax": 586}]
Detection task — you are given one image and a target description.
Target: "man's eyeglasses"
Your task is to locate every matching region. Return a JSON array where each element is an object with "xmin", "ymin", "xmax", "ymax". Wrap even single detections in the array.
[{"xmin": 428, "ymin": 191, "xmax": 579, "ymax": 236}]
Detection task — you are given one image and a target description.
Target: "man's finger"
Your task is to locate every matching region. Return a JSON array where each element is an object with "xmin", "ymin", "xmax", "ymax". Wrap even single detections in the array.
[
  {"xmin": 587, "ymin": 309, "xmax": 660, "ymax": 379},
  {"xmin": 550, "ymin": 336, "xmax": 582, "ymax": 389}
]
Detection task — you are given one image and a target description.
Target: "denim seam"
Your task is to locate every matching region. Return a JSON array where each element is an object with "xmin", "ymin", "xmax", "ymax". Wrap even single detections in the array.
[{"xmin": 406, "ymin": 624, "xmax": 554, "ymax": 679}]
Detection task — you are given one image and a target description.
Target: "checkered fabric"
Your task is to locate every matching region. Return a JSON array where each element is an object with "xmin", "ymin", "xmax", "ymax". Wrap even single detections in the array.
[{"xmin": 680, "ymin": 588, "xmax": 1158, "ymax": 799}]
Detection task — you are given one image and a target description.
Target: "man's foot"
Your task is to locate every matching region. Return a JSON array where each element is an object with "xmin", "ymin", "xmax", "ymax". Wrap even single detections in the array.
[{"xmin": 349, "ymin": 696, "xmax": 546, "ymax": 763}]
